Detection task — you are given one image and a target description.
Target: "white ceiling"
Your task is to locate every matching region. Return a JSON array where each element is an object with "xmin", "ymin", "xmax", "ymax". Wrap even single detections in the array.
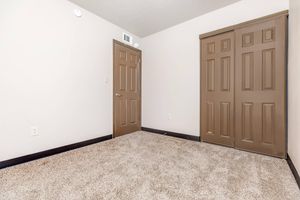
[{"xmin": 69, "ymin": 0, "xmax": 241, "ymax": 37}]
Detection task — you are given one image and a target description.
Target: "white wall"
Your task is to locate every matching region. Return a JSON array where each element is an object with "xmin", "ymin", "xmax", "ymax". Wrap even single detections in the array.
[
  {"xmin": 288, "ymin": 0, "xmax": 300, "ymax": 174},
  {"xmin": 141, "ymin": 0, "xmax": 289, "ymax": 136},
  {"xmin": 0, "ymin": 0, "xmax": 140, "ymax": 161}
]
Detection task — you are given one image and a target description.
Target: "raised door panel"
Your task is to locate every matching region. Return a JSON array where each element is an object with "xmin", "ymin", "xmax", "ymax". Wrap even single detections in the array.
[
  {"xmin": 241, "ymin": 103, "xmax": 254, "ymax": 142},
  {"xmin": 118, "ymin": 99, "xmax": 127, "ymax": 127},
  {"xmin": 128, "ymin": 99, "xmax": 138, "ymax": 124},
  {"xmin": 207, "ymin": 42, "xmax": 215, "ymax": 54},
  {"xmin": 235, "ymin": 16, "xmax": 286, "ymax": 158},
  {"xmin": 207, "ymin": 59, "xmax": 215, "ymax": 91},
  {"xmin": 242, "ymin": 53, "xmax": 254, "ymax": 91},
  {"xmin": 128, "ymin": 66, "xmax": 137, "ymax": 92},
  {"xmin": 221, "ymin": 57, "xmax": 230, "ymax": 91},
  {"xmin": 220, "ymin": 102, "xmax": 230, "ymax": 137},
  {"xmin": 206, "ymin": 102, "xmax": 215, "ymax": 135},
  {"xmin": 262, "ymin": 103, "xmax": 275, "ymax": 145},
  {"xmin": 201, "ymin": 31, "xmax": 234, "ymax": 147},
  {"xmin": 262, "ymin": 49, "xmax": 275, "ymax": 90},
  {"xmin": 118, "ymin": 65, "xmax": 127, "ymax": 91}
]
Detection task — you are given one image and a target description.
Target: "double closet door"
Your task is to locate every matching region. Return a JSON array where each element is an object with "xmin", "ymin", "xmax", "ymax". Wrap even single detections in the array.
[{"xmin": 200, "ymin": 14, "xmax": 287, "ymax": 158}]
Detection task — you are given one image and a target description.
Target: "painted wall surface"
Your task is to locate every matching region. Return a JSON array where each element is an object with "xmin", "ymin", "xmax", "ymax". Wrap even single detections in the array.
[
  {"xmin": 288, "ymin": 0, "xmax": 300, "ymax": 174},
  {"xmin": 0, "ymin": 0, "xmax": 140, "ymax": 161},
  {"xmin": 141, "ymin": 0, "xmax": 289, "ymax": 136}
]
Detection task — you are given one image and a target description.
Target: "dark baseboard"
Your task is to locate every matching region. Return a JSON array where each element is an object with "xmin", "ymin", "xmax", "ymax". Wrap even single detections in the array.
[
  {"xmin": 141, "ymin": 127, "xmax": 200, "ymax": 142},
  {"xmin": 0, "ymin": 134, "xmax": 112, "ymax": 170},
  {"xmin": 287, "ymin": 154, "xmax": 300, "ymax": 189}
]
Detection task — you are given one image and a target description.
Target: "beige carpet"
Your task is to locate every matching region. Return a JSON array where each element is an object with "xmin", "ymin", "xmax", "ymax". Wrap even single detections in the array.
[{"xmin": 0, "ymin": 131, "xmax": 299, "ymax": 200}]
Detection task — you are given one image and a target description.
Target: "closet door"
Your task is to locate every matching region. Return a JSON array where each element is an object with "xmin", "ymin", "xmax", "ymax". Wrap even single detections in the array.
[
  {"xmin": 235, "ymin": 16, "xmax": 287, "ymax": 158},
  {"xmin": 201, "ymin": 31, "xmax": 235, "ymax": 147}
]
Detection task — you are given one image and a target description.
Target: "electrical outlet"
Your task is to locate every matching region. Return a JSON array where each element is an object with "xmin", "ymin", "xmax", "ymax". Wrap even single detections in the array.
[
  {"xmin": 168, "ymin": 113, "xmax": 172, "ymax": 120},
  {"xmin": 31, "ymin": 126, "xmax": 39, "ymax": 136}
]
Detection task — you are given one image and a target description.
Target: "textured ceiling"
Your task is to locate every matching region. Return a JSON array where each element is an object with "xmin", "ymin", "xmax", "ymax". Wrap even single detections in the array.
[{"xmin": 69, "ymin": 0, "xmax": 241, "ymax": 37}]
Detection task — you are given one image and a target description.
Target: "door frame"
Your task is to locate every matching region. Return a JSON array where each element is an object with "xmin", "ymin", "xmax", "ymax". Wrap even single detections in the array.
[{"xmin": 112, "ymin": 39, "xmax": 142, "ymax": 138}]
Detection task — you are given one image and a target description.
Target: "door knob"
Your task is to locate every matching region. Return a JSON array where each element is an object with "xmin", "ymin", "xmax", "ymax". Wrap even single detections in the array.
[{"xmin": 115, "ymin": 93, "xmax": 122, "ymax": 97}]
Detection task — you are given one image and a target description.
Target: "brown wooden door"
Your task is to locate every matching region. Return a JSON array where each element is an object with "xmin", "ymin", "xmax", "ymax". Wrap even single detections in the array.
[
  {"xmin": 201, "ymin": 31, "xmax": 235, "ymax": 147},
  {"xmin": 113, "ymin": 40, "xmax": 141, "ymax": 137},
  {"xmin": 235, "ymin": 16, "xmax": 287, "ymax": 158}
]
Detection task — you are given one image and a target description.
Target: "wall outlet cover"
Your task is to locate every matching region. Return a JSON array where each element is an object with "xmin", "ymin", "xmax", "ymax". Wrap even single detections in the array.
[{"xmin": 31, "ymin": 127, "xmax": 39, "ymax": 136}]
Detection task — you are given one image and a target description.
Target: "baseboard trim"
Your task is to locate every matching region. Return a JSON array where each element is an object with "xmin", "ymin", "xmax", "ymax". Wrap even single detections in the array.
[
  {"xmin": 0, "ymin": 134, "xmax": 112, "ymax": 170},
  {"xmin": 287, "ymin": 154, "xmax": 300, "ymax": 189},
  {"xmin": 141, "ymin": 127, "xmax": 200, "ymax": 142}
]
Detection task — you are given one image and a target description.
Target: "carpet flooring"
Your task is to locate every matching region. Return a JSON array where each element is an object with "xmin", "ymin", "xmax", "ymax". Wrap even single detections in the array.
[{"xmin": 0, "ymin": 131, "xmax": 299, "ymax": 200}]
